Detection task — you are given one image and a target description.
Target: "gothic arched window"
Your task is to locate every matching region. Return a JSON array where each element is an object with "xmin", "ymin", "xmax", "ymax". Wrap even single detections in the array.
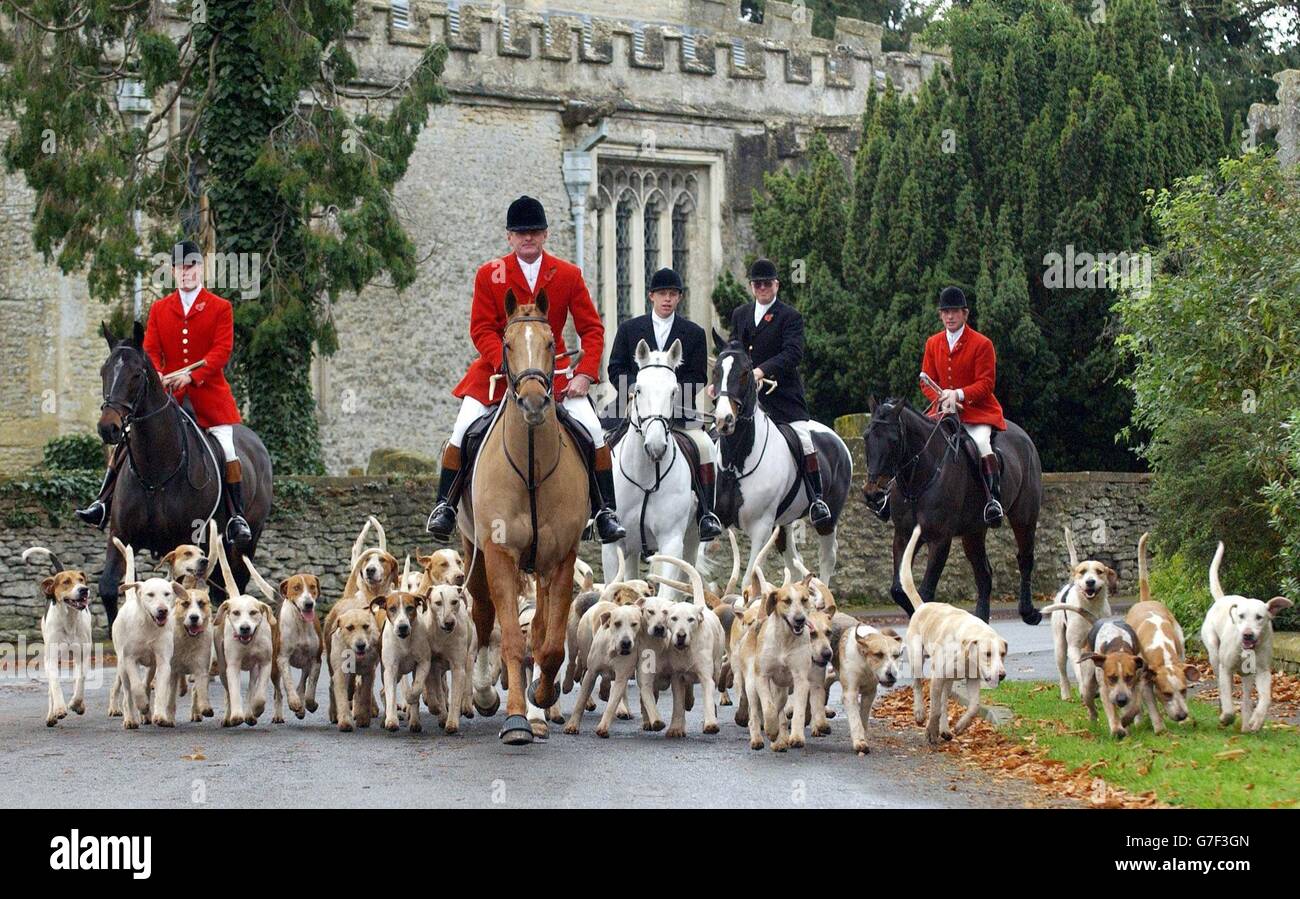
[
  {"xmin": 672, "ymin": 197, "xmax": 690, "ymax": 287},
  {"xmin": 643, "ymin": 199, "xmax": 661, "ymax": 290},
  {"xmin": 615, "ymin": 195, "xmax": 634, "ymax": 323}
]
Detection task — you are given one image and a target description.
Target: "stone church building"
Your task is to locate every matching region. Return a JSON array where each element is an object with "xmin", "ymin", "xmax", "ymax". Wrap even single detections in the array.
[{"xmin": 0, "ymin": 0, "xmax": 946, "ymax": 475}]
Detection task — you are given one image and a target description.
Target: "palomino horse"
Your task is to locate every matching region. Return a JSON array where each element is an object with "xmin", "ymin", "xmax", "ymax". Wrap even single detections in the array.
[
  {"xmin": 711, "ymin": 338, "xmax": 852, "ymax": 588},
  {"xmin": 862, "ymin": 397, "xmax": 1042, "ymax": 624},
  {"xmin": 459, "ymin": 291, "xmax": 589, "ymax": 744},
  {"xmin": 603, "ymin": 338, "xmax": 700, "ymax": 599},
  {"xmin": 95, "ymin": 322, "xmax": 272, "ymax": 623}
]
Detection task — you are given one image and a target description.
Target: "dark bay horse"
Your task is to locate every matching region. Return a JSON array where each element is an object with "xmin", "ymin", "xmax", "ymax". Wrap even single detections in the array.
[
  {"xmin": 95, "ymin": 321, "xmax": 272, "ymax": 623},
  {"xmin": 862, "ymin": 398, "xmax": 1042, "ymax": 624}
]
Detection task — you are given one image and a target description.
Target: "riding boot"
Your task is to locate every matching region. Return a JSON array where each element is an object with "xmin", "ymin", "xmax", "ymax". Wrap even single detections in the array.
[
  {"xmin": 695, "ymin": 462, "xmax": 723, "ymax": 541},
  {"xmin": 590, "ymin": 446, "xmax": 627, "ymax": 544},
  {"xmin": 803, "ymin": 453, "xmax": 833, "ymax": 528},
  {"xmin": 425, "ymin": 446, "xmax": 463, "ymax": 544},
  {"xmin": 980, "ymin": 453, "xmax": 1004, "ymax": 527},
  {"xmin": 223, "ymin": 460, "xmax": 254, "ymax": 546},
  {"xmin": 75, "ymin": 445, "xmax": 124, "ymax": 530}
]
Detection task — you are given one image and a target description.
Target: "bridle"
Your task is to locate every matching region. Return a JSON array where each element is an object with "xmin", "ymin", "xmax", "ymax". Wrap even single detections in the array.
[
  {"xmin": 621, "ymin": 362, "xmax": 682, "ymax": 558},
  {"xmin": 500, "ymin": 314, "xmax": 557, "ymax": 405},
  {"xmin": 714, "ymin": 351, "xmax": 771, "ymax": 480},
  {"xmin": 101, "ymin": 349, "xmax": 202, "ymax": 493},
  {"xmin": 866, "ymin": 403, "xmax": 962, "ymax": 506},
  {"xmin": 100, "ymin": 350, "xmax": 172, "ymax": 441}
]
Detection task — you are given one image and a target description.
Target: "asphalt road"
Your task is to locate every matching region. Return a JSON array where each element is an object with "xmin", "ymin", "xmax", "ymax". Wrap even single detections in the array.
[{"xmin": 0, "ymin": 617, "xmax": 1065, "ymax": 809}]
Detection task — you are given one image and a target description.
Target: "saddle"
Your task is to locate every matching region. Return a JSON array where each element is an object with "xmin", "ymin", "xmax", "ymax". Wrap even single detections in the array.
[
  {"xmin": 771, "ymin": 421, "xmax": 815, "ymax": 528},
  {"xmin": 606, "ymin": 419, "xmax": 702, "ymax": 486},
  {"xmin": 460, "ymin": 402, "xmax": 596, "ymax": 483},
  {"xmin": 946, "ymin": 414, "xmax": 1003, "ymax": 478}
]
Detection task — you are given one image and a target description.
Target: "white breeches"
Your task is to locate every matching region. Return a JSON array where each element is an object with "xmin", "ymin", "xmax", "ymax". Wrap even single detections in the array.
[
  {"xmin": 967, "ymin": 423, "xmax": 993, "ymax": 456},
  {"xmin": 681, "ymin": 425, "xmax": 715, "ymax": 466},
  {"xmin": 788, "ymin": 420, "xmax": 815, "ymax": 456},
  {"xmin": 448, "ymin": 395, "xmax": 607, "ymax": 448},
  {"xmin": 207, "ymin": 425, "xmax": 238, "ymax": 462}
]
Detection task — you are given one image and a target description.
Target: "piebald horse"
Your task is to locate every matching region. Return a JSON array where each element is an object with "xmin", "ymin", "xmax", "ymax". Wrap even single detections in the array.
[
  {"xmin": 711, "ymin": 338, "xmax": 852, "ymax": 589},
  {"xmin": 459, "ymin": 291, "xmax": 589, "ymax": 744},
  {"xmin": 603, "ymin": 338, "xmax": 700, "ymax": 599}
]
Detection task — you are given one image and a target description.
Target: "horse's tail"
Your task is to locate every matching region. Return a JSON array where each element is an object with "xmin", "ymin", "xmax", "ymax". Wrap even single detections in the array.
[
  {"xmin": 1064, "ymin": 525, "xmax": 1079, "ymax": 569},
  {"xmin": 21, "ymin": 546, "xmax": 65, "ymax": 575},
  {"xmin": 1208, "ymin": 541, "xmax": 1227, "ymax": 603},
  {"xmin": 1137, "ymin": 531, "xmax": 1151, "ymax": 603},
  {"xmin": 899, "ymin": 525, "xmax": 924, "ymax": 609},
  {"xmin": 647, "ymin": 553, "xmax": 705, "ymax": 605}
]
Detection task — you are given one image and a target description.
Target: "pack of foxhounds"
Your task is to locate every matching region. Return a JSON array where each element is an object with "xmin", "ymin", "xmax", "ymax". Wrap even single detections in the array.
[{"xmin": 24, "ymin": 517, "xmax": 1292, "ymax": 752}]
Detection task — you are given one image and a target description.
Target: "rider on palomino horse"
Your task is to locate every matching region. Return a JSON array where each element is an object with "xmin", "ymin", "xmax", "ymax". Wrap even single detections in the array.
[
  {"xmin": 425, "ymin": 195, "xmax": 626, "ymax": 545},
  {"xmin": 76, "ymin": 240, "xmax": 253, "ymax": 546},
  {"xmin": 918, "ymin": 285, "xmax": 1005, "ymax": 527},
  {"xmin": 715, "ymin": 258, "xmax": 832, "ymax": 528},
  {"xmin": 604, "ymin": 266, "xmax": 723, "ymax": 542}
]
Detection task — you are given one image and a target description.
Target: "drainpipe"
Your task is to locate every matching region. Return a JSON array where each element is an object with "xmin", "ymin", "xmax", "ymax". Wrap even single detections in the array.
[{"xmin": 562, "ymin": 123, "xmax": 608, "ymax": 274}]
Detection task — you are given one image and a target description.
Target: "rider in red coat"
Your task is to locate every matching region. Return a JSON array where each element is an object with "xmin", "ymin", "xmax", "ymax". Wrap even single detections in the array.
[
  {"xmin": 425, "ymin": 196, "xmax": 626, "ymax": 545},
  {"xmin": 77, "ymin": 241, "xmax": 253, "ymax": 544},
  {"xmin": 919, "ymin": 286, "xmax": 1007, "ymax": 526}
]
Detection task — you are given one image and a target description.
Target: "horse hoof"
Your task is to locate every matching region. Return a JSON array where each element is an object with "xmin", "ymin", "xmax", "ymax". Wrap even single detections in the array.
[
  {"xmin": 474, "ymin": 690, "xmax": 501, "ymax": 717},
  {"xmin": 499, "ymin": 714, "xmax": 534, "ymax": 745},
  {"xmin": 1021, "ymin": 607, "xmax": 1043, "ymax": 626},
  {"xmin": 527, "ymin": 678, "xmax": 558, "ymax": 710}
]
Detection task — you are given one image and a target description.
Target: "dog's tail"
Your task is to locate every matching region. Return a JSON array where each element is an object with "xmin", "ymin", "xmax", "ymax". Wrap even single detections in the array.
[
  {"xmin": 573, "ymin": 557, "xmax": 595, "ymax": 593},
  {"xmin": 743, "ymin": 526, "xmax": 782, "ymax": 598},
  {"xmin": 22, "ymin": 546, "xmax": 65, "ymax": 575},
  {"xmin": 1038, "ymin": 602, "xmax": 1098, "ymax": 624},
  {"xmin": 1064, "ymin": 525, "xmax": 1079, "ymax": 569},
  {"xmin": 1209, "ymin": 541, "xmax": 1227, "ymax": 603},
  {"xmin": 723, "ymin": 528, "xmax": 741, "ymax": 598},
  {"xmin": 647, "ymin": 553, "xmax": 705, "ymax": 606},
  {"xmin": 369, "ymin": 515, "xmax": 387, "ymax": 553},
  {"xmin": 243, "ymin": 555, "xmax": 278, "ymax": 603},
  {"xmin": 1137, "ymin": 531, "xmax": 1151, "ymax": 603},
  {"xmin": 209, "ymin": 524, "xmax": 241, "ymax": 600},
  {"xmin": 111, "ymin": 536, "xmax": 136, "ymax": 591},
  {"xmin": 350, "ymin": 516, "xmax": 373, "ymax": 568},
  {"xmin": 900, "ymin": 525, "xmax": 924, "ymax": 608}
]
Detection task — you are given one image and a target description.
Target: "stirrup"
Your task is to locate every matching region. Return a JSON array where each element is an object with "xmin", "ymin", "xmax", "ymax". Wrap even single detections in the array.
[
  {"xmin": 426, "ymin": 501, "xmax": 458, "ymax": 543},
  {"xmin": 225, "ymin": 515, "xmax": 252, "ymax": 546},
  {"xmin": 698, "ymin": 512, "xmax": 723, "ymax": 542},
  {"xmin": 593, "ymin": 508, "xmax": 626, "ymax": 544},
  {"xmin": 983, "ymin": 499, "xmax": 1004, "ymax": 527},
  {"xmin": 809, "ymin": 498, "xmax": 832, "ymax": 526},
  {"xmin": 74, "ymin": 501, "xmax": 108, "ymax": 530}
]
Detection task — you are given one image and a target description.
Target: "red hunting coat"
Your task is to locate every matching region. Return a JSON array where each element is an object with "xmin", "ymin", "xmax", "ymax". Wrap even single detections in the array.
[
  {"xmin": 452, "ymin": 251, "xmax": 604, "ymax": 404},
  {"xmin": 143, "ymin": 288, "xmax": 241, "ymax": 428},
  {"xmin": 920, "ymin": 325, "xmax": 1006, "ymax": 430}
]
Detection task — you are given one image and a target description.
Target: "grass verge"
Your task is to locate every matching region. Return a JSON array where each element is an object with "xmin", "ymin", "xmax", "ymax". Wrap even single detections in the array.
[{"xmin": 994, "ymin": 681, "xmax": 1300, "ymax": 808}]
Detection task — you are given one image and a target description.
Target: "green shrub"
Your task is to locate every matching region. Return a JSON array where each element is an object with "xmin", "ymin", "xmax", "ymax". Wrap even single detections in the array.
[
  {"xmin": 1263, "ymin": 410, "xmax": 1300, "ymax": 631},
  {"xmin": 42, "ymin": 433, "xmax": 106, "ymax": 471},
  {"xmin": 1145, "ymin": 409, "xmax": 1281, "ymax": 605},
  {"xmin": 1148, "ymin": 551, "xmax": 1213, "ymax": 651},
  {"xmin": 711, "ymin": 269, "xmax": 749, "ymax": 329}
]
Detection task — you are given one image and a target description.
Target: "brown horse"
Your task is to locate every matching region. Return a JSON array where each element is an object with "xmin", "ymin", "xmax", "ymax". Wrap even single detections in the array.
[{"xmin": 460, "ymin": 290, "xmax": 590, "ymax": 744}]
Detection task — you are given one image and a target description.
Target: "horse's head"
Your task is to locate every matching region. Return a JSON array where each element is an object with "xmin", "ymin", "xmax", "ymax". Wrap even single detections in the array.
[
  {"xmin": 630, "ymin": 338, "xmax": 682, "ymax": 462},
  {"xmin": 863, "ymin": 396, "xmax": 908, "ymax": 503},
  {"xmin": 711, "ymin": 339, "xmax": 755, "ymax": 437},
  {"xmin": 501, "ymin": 289, "xmax": 556, "ymax": 427},
  {"xmin": 97, "ymin": 320, "xmax": 159, "ymax": 445}
]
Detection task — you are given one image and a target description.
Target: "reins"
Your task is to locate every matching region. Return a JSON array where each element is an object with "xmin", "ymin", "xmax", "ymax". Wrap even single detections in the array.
[
  {"xmin": 620, "ymin": 361, "xmax": 683, "ymax": 556},
  {"xmin": 872, "ymin": 406, "xmax": 963, "ymax": 505}
]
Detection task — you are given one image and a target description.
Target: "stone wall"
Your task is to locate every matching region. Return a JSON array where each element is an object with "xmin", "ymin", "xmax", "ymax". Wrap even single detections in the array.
[{"xmin": 0, "ymin": 461, "xmax": 1153, "ymax": 642}]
